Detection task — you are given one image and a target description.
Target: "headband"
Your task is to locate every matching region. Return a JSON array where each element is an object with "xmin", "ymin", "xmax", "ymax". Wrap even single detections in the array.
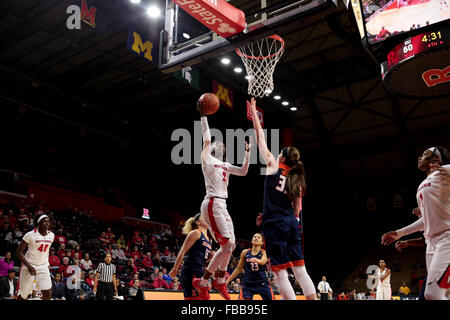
[
  {"xmin": 427, "ymin": 147, "xmax": 442, "ymax": 163},
  {"xmin": 37, "ymin": 214, "xmax": 48, "ymax": 225}
]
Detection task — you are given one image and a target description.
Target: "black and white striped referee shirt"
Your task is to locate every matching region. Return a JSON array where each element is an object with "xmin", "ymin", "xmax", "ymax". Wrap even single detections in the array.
[{"xmin": 96, "ymin": 262, "xmax": 116, "ymax": 283}]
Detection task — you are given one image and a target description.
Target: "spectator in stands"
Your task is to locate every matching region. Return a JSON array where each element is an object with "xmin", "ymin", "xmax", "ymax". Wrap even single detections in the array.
[
  {"xmin": 152, "ymin": 272, "xmax": 169, "ymax": 290},
  {"xmin": 111, "ymin": 244, "xmax": 127, "ymax": 264},
  {"xmin": 162, "ymin": 268, "xmax": 172, "ymax": 284},
  {"xmin": 105, "ymin": 227, "xmax": 115, "ymax": 242},
  {"xmin": 122, "ymin": 258, "xmax": 138, "ymax": 278},
  {"xmin": 150, "ymin": 267, "xmax": 160, "ymax": 282},
  {"xmin": 141, "ymin": 252, "xmax": 153, "ymax": 276},
  {"xmin": 51, "ymin": 273, "xmax": 66, "ymax": 300},
  {"xmin": 6, "ymin": 211, "xmax": 16, "ymax": 229},
  {"xmin": 57, "ymin": 243, "xmax": 67, "ymax": 260},
  {"xmin": 123, "ymin": 245, "xmax": 131, "ymax": 258},
  {"xmin": 166, "ymin": 252, "xmax": 176, "ymax": 266},
  {"xmin": 85, "ymin": 271, "xmax": 96, "ymax": 288},
  {"xmin": 54, "ymin": 230, "xmax": 67, "ymax": 248},
  {"xmin": 49, "ymin": 247, "xmax": 61, "ymax": 273},
  {"xmin": 102, "ymin": 243, "xmax": 113, "ymax": 257},
  {"xmin": 98, "ymin": 232, "xmax": 110, "ymax": 247},
  {"xmin": 337, "ymin": 292, "xmax": 349, "ymax": 300},
  {"xmin": 80, "ymin": 253, "xmax": 93, "ymax": 272},
  {"xmin": 170, "ymin": 277, "xmax": 182, "ymax": 291},
  {"xmin": 0, "ymin": 252, "xmax": 14, "ymax": 277},
  {"xmin": 116, "ymin": 234, "xmax": 126, "ymax": 250},
  {"xmin": 132, "ymin": 231, "xmax": 143, "ymax": 248},
  {"xmin": 59, "ymin": 256, "xmax": 74, "ymax": 281},
  {"xmin": 5, "ymin": 225, "xmax": 22, "ymax": 248},
  {"xmin": 399, "ymin": 282, "xmax": 410, "ymax": 296},
  {"xmin": 131, "ymin": 246, "xmax": 143, "ymax": 262},
  {"xmin": 152, "ymin": 253, "xmax": 161, "ymax": 268},
  {"xmin": 73, "ymin": 244, "xmax": 82, "ymax": 258},
  {"xmin": 128, "ymin": 279, "xmax": 144, "ymax": 300},
  {"xmin": 0, "ymin": 269, "xmax": 17, "ymax": 300}
]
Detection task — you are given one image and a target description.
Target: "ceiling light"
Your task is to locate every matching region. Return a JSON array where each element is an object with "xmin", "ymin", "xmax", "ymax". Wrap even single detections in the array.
[
  {"xmin": 146, "ymin": 6, "xmax": 161, "ymax": 18},
  {"xmin": 234, "ymin": 67, "xmax": 242, "ymax": 73},
  {"xmin": 130, "ymin": 0, "xmax": 141, "ymax": 4},
  {"xmin": 290, "ymin": 107, "xmax": 298, "ymax": 111},
  {"xmin": 245, "ymin": 75, "xmax": 253, "ymax": 80},
  {"xmin": 221, "ymin": 57, "xmax": 231, "ymax": 65},
  {"xmin": 274, "ymin": 95, "xmax": 281, "ymax": 100},
  {"xmin": 282, "ymin": 101, "xmax": 289, "ymax": 106},
  {"xmin": 265, "ymin": 88, "xmax": 273, "ymax": 94}
]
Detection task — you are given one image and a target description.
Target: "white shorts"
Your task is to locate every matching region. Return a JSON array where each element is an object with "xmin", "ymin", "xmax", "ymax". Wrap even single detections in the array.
[
  {"xmin": 201, "ymin": 197, "xmax": 234, "ymax": 245},
  {"xmin": 376, "ymin": 286, "xmax": 391, "ymax": 300},
  {"xmin": 425, "ymin": 230, "xmax": 450, "ymax": 288},
  {"xmin": 18, "ymin": 263, "xmax": 51, "ymax": 298}
]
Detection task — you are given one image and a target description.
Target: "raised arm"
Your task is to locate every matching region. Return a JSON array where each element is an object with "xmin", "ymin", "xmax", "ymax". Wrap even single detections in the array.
[
  {"xmin": 169, "ymin": 230, "xmax": 201, "ymax": 278},
  {"xmin": 249, "ymin": 98, "xmax": 276, "ymax": 171},
  {"xmin": 200, "ymin": 116, "xmax": 212, "ymax": 164},
  {"xmin": 228, "ymin": 137, "xmax": 252, "ymax": 176},
  {"xmin": 226, "ymin": 249, "xmax": 247, "ymax": 285},
  {"xmin": 381, "ymin": 217, "xmax": 424, "ymax": 246}
]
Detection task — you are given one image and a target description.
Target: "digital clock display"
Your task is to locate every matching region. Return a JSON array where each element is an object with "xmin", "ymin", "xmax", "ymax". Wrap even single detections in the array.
[{"xmin": 387, "ymin": 28, "xmax": 449, "ymax": 70}]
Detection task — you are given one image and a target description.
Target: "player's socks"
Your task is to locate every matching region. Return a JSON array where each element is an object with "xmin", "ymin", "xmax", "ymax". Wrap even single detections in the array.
[
  {"xmin": 217, "ymin": 276, "xmax": 226, "ymax": 284},
  {"xmin": 274, "ymin": 269, "xmax": 296, "ymax": 300},
  {"xmin": 292, "ymin": 265, "xmax": 316, "ymax": 298},
  {"xmin": 199, "ymin": 277, "xmax": 209, "ymax": 287}
]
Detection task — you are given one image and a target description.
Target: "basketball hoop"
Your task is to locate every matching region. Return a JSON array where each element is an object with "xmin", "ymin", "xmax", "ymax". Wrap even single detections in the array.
[{"xmin": 236, "ymin": 35, "xmax": 285, "ymax": 98}]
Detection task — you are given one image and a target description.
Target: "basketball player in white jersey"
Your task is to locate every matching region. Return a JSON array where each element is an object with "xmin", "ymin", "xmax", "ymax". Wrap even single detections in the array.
[
  {"xmin": 192, "ymin": 105, "xmax": 252, "ymax": 300},
  {"xmin": 16, "ymin": 213, "xmax": 55, "ymax": 300},
  {"xmin": 369, "ymin": 260, "xmax": 391, "ymax": 300},
  {"xmin": 382, "ymin": 146, "xmax": 450, "ymax": 300}
]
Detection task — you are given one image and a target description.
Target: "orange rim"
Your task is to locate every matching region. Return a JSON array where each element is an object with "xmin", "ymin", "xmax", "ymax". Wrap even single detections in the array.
[{"xmin": 236, "ymin": 35, "xmax": 285, "ymax": 60}]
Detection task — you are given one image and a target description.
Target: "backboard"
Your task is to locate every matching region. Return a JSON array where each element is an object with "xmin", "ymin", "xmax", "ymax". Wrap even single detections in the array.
[{"xmin": 158, "ymin": 0, "xmax": 338, "ymax": 73}]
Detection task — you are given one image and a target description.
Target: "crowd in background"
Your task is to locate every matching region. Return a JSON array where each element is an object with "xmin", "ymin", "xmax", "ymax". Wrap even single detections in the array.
[{"xmin": 0, "ymin": 195, "xmax": 422, "ymax": 300}]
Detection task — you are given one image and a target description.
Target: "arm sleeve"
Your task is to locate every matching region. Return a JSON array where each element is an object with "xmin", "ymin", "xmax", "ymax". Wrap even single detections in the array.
[
  {"xmin": 228, "ymin": 150, "xmax": 250, "ymax": 176},
  {"xmin": 22, "ymin": 232, "xmax": 32, "ymax": 244},
  {"xmin": 396, "ymin": 218, "xmax": 424, "ymax": 237}
]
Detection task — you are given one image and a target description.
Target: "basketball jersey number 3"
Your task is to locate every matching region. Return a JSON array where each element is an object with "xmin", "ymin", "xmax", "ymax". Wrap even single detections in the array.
[{"xmin": 276, "ymin": 175, "xmax": 287, "ymax": 192}]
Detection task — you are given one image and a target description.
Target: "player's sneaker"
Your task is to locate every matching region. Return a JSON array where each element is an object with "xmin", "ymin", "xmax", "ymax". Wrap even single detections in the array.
[
  {"xmin": 212, "ymin": 279, "xmax": 231, "ymax": 300},
  {"xmin": 192, "ymin": 277, "xmax": 210, "ymax": 300}
]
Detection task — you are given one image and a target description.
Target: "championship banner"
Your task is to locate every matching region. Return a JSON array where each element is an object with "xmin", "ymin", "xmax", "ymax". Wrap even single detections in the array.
[
  {"xmin": 212, "ymin": 80, "xmax": 234, "ymax": 110},
  {"xmin": 174, "ymin": 66, "xmax": 200, "ymax": 89},
  {"xmin": 126, "ymin": 28, "xmax": 158, "ymax": 64},
  {"xmin": 246, "ymin": 100, "xmax": 264, "ymax": 128},
  {"xmin": 174, "ymin": 0, "xmax": 246, "ymax": 38}
]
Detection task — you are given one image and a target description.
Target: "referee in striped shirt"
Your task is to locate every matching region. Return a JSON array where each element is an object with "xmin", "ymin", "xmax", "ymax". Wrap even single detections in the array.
[{"xmin": 93, "ymin": 253, "xmax": 117, "ymax": 300}]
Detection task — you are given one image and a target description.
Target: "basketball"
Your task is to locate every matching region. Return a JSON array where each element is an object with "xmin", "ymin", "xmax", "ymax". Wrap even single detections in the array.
[{"xmin": 198, "ymin": 93, "xmax": 220, "ymax": 115}]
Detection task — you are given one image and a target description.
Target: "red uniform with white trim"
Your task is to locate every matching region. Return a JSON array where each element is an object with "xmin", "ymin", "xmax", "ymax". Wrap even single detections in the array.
[{"xmin": 18, "ymin": 229, "xmax": 54, "ymax": 298}]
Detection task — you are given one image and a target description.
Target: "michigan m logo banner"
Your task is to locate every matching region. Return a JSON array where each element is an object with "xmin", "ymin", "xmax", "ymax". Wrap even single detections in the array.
[{"xmin": 127, "ymin": 30, "xmax": 155, "ymax": 63}]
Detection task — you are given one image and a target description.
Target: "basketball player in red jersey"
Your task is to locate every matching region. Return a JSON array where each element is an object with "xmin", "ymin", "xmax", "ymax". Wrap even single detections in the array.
[
  {"xmin": 192, "ymin": 104, "xmax": 252, "ymax": 300},
  {"xmin": 249, "ymin": 97, "xmax": 316, "ymax": 300},
  {"xmin": 382, "ymin": 146, "xmax": 450, "ymax": 300}
]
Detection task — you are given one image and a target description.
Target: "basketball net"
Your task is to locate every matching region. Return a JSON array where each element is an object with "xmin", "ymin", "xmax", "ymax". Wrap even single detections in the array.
[{"xmin": 236, "ymin": 35, "xmax": 285, "ymax": 98}]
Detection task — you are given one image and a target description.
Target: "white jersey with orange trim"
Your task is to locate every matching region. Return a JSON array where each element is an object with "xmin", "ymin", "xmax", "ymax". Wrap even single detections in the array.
[
  {"xmin": 376, "ymin": 268, "xmax": 391, "ymax": 288},
  {"xmin": 416, "ymin": 165, "xmax": 450, "ymax": 239},
  {"xmin": 22, "ymin": 229, "xmax": 55, "ymax": 266}
]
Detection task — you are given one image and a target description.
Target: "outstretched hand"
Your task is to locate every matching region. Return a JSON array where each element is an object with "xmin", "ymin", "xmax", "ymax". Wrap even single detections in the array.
[
  {"xmin": 249, "ymin": 97, "xmax": 257, "ymax": 114},
  {"xmin": 256, "ymin": 213, "xmax": 262, "ymax": 227},
  {"xmin": 395, "ymin": 241, "xmax": 408, "ymax": 252},
  {"xmin": 381, "ymin": 231, "xmax": 400, "ymax": 246},
  {"xmin": 412, "ymin": 207, "xmax": 421, "ymax": 217},
  {"xmin": 430, "ymin": 163, "xmax": 448, "ymax": 178}
]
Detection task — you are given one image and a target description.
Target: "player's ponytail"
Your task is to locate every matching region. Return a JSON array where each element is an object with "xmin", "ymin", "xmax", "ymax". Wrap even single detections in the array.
[
  {"xmin": 283, "ymin": 147, "xmax": 306, "ymax": 199},
  {"xmin": 435, "ymin": 146, "xmax": 450, "ymax": 165},
  {"xmin": 182, "ymin": 213, "xmax": 201, "ymax": 235}
]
